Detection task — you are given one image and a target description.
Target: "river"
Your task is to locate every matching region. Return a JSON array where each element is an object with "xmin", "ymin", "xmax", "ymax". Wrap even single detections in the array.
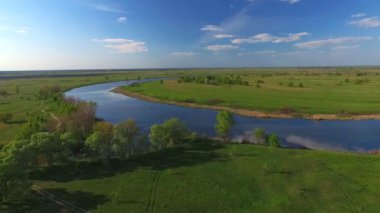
[{"xmin": 65, "ymin": 80, "xmax": 380, "ymax": 152}]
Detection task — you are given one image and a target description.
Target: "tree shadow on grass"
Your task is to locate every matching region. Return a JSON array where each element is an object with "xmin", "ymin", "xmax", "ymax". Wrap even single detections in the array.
[
  {"xmin": 30, "ymin": 139, "xmax": 228, "ymax": 183},
  {"xmin": 6, "ymin": 119, "xmax": 27, "ymax": 125},
  {"xmin": 0, "ymin": 188, "xmax": 109, "ymax": 213}
]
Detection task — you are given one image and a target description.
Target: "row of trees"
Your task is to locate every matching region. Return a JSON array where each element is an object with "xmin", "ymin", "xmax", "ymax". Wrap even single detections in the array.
[
  {"xmin": 0, "ymin": 95, "xmax": 281, "ymax": 201},
  {"xmin": 0, "ymin": 102, "xmax": 195, "ymax": 201},
  {"xmin": 177, "ymin": 75, "xmax": 250, "ymax": 86}
]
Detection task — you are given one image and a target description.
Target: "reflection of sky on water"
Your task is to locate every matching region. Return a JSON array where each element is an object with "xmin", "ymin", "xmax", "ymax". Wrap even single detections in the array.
[{"xmin": 65, "ymin": 80, "xmax": 380, "ymax": 152}]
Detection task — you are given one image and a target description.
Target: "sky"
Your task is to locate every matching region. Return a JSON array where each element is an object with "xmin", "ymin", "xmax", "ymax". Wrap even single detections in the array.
[{"xmin": 0, "ymin": 0, "xmax": 380, "ymax": 71}]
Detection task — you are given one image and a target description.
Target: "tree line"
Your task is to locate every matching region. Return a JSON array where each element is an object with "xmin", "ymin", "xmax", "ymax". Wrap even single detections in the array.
[{"xmin": 177, "ymin": 75, "xmax": 250, "ymax": 86}]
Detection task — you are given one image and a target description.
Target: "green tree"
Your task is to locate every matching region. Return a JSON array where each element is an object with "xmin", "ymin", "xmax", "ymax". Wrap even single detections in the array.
[
  {"xmin": 149, "ymin": 124, "xmax": 166, "ymax": 150},
  {"xmin": 254, "ymin": 128, "xmax": 267, "ymax": 145},
  {"xmin": 149, "ymin": 118, "xmax": 189, "ymax": 150},
  {"xmin": 85, "ymin": 122, "xmax": 114, "ymax": 161},
  {"xmin": 268, "ymin": 133, "xmax": 280, "ymax": 147},
  {"xmin": 0, "ymin": 140, "xmax": 36, "ymax": 201},
  {"xmin": 16, "ymin": 118, "xmax": 43, "ymax": 140},
  {"xmin": 113, "ymin": 119, "xmax": 140, "ymax": 159},
  {"xmin": 60, "ymin": 132, "xmax": 83, "ymax": 157},
  {"xmin": 30, "ymin": 132, "xmax": 60, "ymax": 166},
  {"xmin": 162, "ymin": 118, "xmax": 189, "ymax": 145},
  {"xmin": 215, "ymin": 111, "xmax": 235, "ymax": 142}
]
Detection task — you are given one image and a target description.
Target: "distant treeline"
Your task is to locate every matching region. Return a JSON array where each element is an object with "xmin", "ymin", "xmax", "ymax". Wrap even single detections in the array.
[{"xmin": 177, "ymin": 75, "xmax": 250, "ymax": 86}]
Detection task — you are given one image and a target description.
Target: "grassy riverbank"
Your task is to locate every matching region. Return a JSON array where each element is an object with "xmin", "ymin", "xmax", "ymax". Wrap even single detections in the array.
[
  {"xmin": 122, "ymin": 70, "xmax": 380, "ymax": 119},
  {"xmin": 10, "ymin": 140, "xmax": 379, "ymax": 212}
]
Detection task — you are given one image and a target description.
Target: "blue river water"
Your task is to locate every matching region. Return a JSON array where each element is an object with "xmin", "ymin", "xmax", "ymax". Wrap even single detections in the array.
[{"xmin": 65, "ymin": 80, "xmax": 380, "ymax": 152}]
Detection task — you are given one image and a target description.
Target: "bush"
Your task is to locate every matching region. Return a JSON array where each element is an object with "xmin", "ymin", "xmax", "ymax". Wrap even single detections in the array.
[
  {"xmin": 268, "ymin": 134, "xmax": 280, "ymax": 147},
  {"xmin": 254, "ymin": 128, "xmax": 267, "ymax": 145},
  {"xmin": 39, "ymin": 85, "xmax": 62, "ymax": 99}
]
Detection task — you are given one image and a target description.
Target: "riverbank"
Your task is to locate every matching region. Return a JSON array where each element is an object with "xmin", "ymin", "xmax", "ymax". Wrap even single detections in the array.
[{"xmin": 114, "ymin": 87, "xmax": 380, "ymax": 120}]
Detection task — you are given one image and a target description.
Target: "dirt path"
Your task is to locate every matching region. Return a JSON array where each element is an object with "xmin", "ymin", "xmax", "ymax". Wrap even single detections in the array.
[
  {"xmin": 146, "ymin": 170, "xmax": 162, "ymax": 213},
  {"xmin": 40, "ymin": 107, "xmax": 61, "ymax": 129},
  {"xmin": 32, "ymin": 185, "xmax": 88, "ymax": 213}
]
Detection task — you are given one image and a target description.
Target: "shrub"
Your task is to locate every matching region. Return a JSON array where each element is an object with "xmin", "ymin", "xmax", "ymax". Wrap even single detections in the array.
[
  {"xmin": 253, "ymin": 128, "xmax": 267, "ymax": 145},
  {"xmin": 268, "ymin": 134, "xmax": 280, "ymax": 147}
]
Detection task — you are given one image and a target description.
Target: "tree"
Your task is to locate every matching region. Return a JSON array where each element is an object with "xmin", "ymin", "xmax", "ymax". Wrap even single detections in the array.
[
  {"xmin": 0, "ymin": 158, "xmax": 31, "ymax": 201},
  {"xmin": 162, "ymin": 118, "xmax": 189, "ymax": 145},
  {"xmin": 85, "ymin": 122, "xmax": 114, "ymax": 161},
  {"xmin": 149, "ymin": 124, "xmax": 166, "ymax": 150},
  {"xmin": 16, "ymin": 118, "xmax": 43, "ymax": 140},
  {"xmin": 113, "ymin": 119, "xmax": 140, "ymax": 159},
  {"xmin": 60, "ymin": 132, "xmax": 83, "ymax": 157},
  {"xmin": 215, "ymin": 111, "xmax": 235, "ymax": 142},
  {"xmin": 268, "ymin": 133, "xmax": 280, "ymax": 147},
  {"xmin": 254, "ymin": 128, "xmax": 267, "ymax": 145},
  {"xmin": 29, "ymin": 132, "xmax": 60, "ymax": 166},
  {"xmin": 149, "ymin": 118, "xmax": 189, "ymax": 150},
  {"xmin": 68, "ymin": 102, "xmax": 97, "ymax": 137},
  {"xmin": 0, "ymin": 140, "xmax": 36, "ymax": 201}
]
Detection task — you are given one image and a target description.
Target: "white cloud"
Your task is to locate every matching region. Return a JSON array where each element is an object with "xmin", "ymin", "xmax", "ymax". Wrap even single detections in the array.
[
  {"xmin": 93, "ymin": 4, "xmax": 125, "ymax": 13},
  {"xmin": 214, "ymin": 34, "xmax": 234, "ymax": 39},
  {"xmin": 281, "ymin": 0, "xmax": 300, "ymax": 4},
  {"xmin": 348, "ymin": 17, "xmax": 380, "ymax": 28},
  {"xmin": 171, "ymin": 52, "xmax": 196, "ymax": 56},
  {"xmin": 255, "ymin": 50, "xmax": 276, "ymax": 54},
  {"xmin": 201, "ymin": 25, "xmax": 223, "ymax": 31},
  {"xmin": 205, "ymin": 45, "xmax": 239, "ymax": 51},
  {"xmin": 16, "ymin": 28, "xmax": 28, "ymax": 34},
  {"xmin": 295, "ymin": 37, "xmax": 373, "ymax": 48},
  {"xmin": 231, "ymin": 32, "xmax": 309, "ymax": 44},
  {"xmin": 118, "ymin": 17, "xmax": 127, "ymax": 23},
  {"xmin": 331, "ymin": 45, "xmax": 359, "ymax": 51},
  {"xmin": 351, "ymin": 13, "xmax": 366, "ymax": 18},
  {"xmin": 93, "ymin": 38, "xmax": 148, "ymax": 53}
]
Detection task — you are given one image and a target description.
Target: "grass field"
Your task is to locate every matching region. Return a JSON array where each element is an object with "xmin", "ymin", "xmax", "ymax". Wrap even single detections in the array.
[
  {"xmin": 5, "ymin": 140, "xmax": 377, "ymax": 212},
  {"xmin": 1, "ymin": 68, "xmax": 380, "ymax": 212},
  {"xmin": 123, "ymin": 70, "xmax": 380, "ymax": 117}
]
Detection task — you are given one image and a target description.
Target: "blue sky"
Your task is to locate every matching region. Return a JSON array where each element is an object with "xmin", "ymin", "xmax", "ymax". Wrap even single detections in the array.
[{"xmin": 1, "ymin": 0, "xmax": 380, "ymax": 70}]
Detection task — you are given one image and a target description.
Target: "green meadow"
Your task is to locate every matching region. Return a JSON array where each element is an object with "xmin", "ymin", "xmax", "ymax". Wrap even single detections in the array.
[
  {"xmin": 7, "ymin": 140, "xmax": 378, "ymax": 212},
  {"xmin": 123, "ymin": 69, "xmax": 380, "ymax": 115},
  {"xmin": 1, "ymin": 68, "xmax": 380, "ymax": 212}
]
